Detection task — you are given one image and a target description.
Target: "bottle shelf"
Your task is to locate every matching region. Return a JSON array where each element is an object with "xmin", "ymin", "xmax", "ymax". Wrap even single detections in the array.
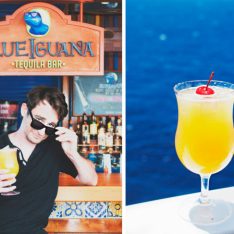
[{"xmin": 78, "ymin": 148, "xmax": 122, "ymax": 155}]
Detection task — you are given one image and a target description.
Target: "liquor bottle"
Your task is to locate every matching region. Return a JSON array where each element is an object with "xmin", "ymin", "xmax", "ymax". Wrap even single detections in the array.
[
  {"xmin": 82, "ymin": 125, "xmax": 90, "ymax": 145},
  {"xmin": 101, "ymin": 116, "xmax": 107, "ymax": 130},
  {"xmin": 3, "ymin": 121, "xmax": 8, "ymax": 133},
  {"xmin": 75, "ymin": 117, "xmax": 82, "ymax": 152},
  {"xmin": 107, "ymin": 116, "xmax": 114, "ymax": 133},
  {"xmin": 98, "ymin": 118, "xmax": 106, "ymax": 133},
  {"xmin": 111, "ymin": 154, "xmax": 121, "ymax": 173},
  {"xmin": 111, "ymin": 116, "xmax": 116, "ymax": 130},
  {"xmin": 88, "ymin": 147, "xmax": 97, "ymax": 164},
  {"xmin": 76, "ymin": 124, "xmax": 81, "ymax": 147},
  {"xmin": 76, "ymin": 117, "xmax": 82, "ymax": 137},
  {"xmin": 81, "ymin": 113, "xmax": 90, "ymax": 149},
  {"xmin": 96, "ymin": 154, "xmax": 104, "ymax": 173},
  {"xmin": 115, "ymin": 117, "xmax": 122, "ymax": 137},
  {"xmin": 81, "ymin": 113, "xmax": 89, "ymax": 133},
  {"xmin": 105, "ymin": 130, "xmax": 113, "ymax": 153},
  {"xmin": 114, "ymin": 116, "xmax": 122, "ymax": 152},
  {"xmin": 82, "ymin": 113, "xmax": 89, "ymax": 138},
  {"xmin": 103, "ymin": 154, "xmax": 112, "ymax": 174},
  {"xmin": 76, "ymin": 123, "xmax": 81, "ymax": 136},
  {"xmin": 98, "ymin": 119, "xmax": 106, "ymax": 152},
  {"xmin": 114, "ymin": 135, "xmax": 122, "ymax": 152},
  {"xmin": 90, "ymin": 111, "xmax": 98, "ymax": 150}
]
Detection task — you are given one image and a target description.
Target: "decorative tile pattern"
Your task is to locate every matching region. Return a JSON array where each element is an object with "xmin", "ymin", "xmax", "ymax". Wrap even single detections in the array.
[
  {"xmin": 107, "ymin": 202, "xmax": 122, "ymax": 218},
  {"xmin": 64, "ymin": 202, "xmax": 84, "ymax": 218},
  {"xmin": 50, "ymin": 202, "xmax": 64, "ymax": 218},
  {"xmin": 85, "ymin": 202, "xmax": 107, "ymax": 218},
  {"xmin": 49, "ymin": 201, "xmax": 122, "ymax": 219}
]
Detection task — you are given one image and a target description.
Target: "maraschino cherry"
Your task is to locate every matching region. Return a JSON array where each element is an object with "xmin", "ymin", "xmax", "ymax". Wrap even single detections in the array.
[{"xmin": 196, "ymin": 72, "xmax": 215, "ymax": 95}]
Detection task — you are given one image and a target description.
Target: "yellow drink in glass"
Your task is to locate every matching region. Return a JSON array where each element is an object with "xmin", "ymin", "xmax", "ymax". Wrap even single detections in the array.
[
  {"xmin": 0, "ymin": 147, "xmax": 20, "ymax": 196},
  {"xmin": 0, "ymin": 148, "xmax": 19, "ymax": 175},
  {"xmin": 175, "ymin": 87, "xmax": 234, "ymax": 174},
  {"xmin": 174, "ymin": 80, "xmax": 234, "ymax": 225}
]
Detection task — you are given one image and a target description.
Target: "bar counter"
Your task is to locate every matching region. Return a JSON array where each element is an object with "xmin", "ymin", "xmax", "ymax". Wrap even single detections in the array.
[
  {"xmin": 56, "ymin": 173, "xmax": 122, "ymax": 201},
  {"xmin": 59, "ymin": 173, "xmax": 122, "ymax": 187},
  {"xmin": 46, "ymin": 173, "xmax": 122, "ymax": 233}
]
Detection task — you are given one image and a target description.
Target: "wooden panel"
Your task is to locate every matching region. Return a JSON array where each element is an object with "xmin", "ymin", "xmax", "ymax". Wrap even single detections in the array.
[
  {"xmin": 46, "ymin": 219, "xmax": 122, "ymax": 233},
  {"xmin": 55, "ymin": 186, "xmax": 122, "ymax": 202},
  {"xmin": 59, "ymin": 173, "xmax": 122, "ymax": 186},
  {"xmin": 0, "ymin": 2, "xmax": 104, "ymax": 76}
]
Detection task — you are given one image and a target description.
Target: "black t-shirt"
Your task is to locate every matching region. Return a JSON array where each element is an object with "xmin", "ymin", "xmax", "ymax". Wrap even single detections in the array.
[{"xmin": 0, "ymin": 133, "xmax": 78, "ymax": 234}]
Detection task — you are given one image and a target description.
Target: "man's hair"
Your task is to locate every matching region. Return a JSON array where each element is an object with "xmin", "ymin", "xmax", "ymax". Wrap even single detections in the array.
[{"xmin": 26, "ymin": 86, "xmax": 68, "ymax": 120}]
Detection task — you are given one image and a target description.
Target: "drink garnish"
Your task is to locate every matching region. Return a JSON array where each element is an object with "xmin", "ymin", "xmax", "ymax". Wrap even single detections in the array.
[{"xmin": 196, "ymin": 72, "xmax": 215, "ymax": 95}]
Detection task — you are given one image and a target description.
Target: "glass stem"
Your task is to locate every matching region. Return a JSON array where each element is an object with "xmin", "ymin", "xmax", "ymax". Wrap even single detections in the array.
[{"xmin": 199, "ymin": 174, "xmax": 211, "ymax": 204}]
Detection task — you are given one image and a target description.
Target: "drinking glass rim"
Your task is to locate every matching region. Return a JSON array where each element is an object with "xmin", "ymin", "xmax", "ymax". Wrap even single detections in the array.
[
  {"xmin": 0, "ymin": 147, "xmax": 18, "ymax": 152},
  {"xmin": 174, "ymin": 80, "xmax": 234, "ymax": 94}
]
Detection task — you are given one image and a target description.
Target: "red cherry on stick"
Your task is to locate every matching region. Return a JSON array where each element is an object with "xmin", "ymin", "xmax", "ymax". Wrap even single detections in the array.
[{"xmin": 196, "ymin": 72, "xmax": 215, "ymax": 95}]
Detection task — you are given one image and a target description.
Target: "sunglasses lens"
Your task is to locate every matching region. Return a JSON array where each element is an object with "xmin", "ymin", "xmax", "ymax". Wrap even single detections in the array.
[
  {"xmin": 45, "ymin": 127, "xmax": 56, "ymax": 135},
  {"xmin": 31, "ymin": 119, "xmax": 45, "ymax": 130},
  {"xmin": 29, "ymin": 109, "xmax": 57, "ymax": 136}
]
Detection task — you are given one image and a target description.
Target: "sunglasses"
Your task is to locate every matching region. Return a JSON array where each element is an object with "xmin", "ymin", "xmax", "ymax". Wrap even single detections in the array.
[{"xmin": 28, "ymin": 109, "xmax": 57, "ymax": 136}]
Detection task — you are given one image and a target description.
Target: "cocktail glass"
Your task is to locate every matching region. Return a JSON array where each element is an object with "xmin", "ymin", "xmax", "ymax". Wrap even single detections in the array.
[
  {"xmin": 0, "ymin": 147, "xmax": 20, "ymax": 196},
  {"xmin": 174, "ymin": 80, "xmax": 234, "ymax": 225}
]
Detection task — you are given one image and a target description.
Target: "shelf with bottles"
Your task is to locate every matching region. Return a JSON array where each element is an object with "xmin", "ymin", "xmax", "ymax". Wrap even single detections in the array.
[
  {"xmin": 69, "ymin": 112, "xmax": 122, "ymax": 154},
  {"xmin": 76, "ymin": 148, "xmax": 121, "ymax": 174},
  {"xmin": 86, "ymin": 151, "xmax": 121, "ymax": 174},
  {"xmin": 78, "ymin": 145, "xmax": 122, "ymax": 155},
  {"xmin": 69, "ymin": 111, "xmax": 122, "ymax": 174}
]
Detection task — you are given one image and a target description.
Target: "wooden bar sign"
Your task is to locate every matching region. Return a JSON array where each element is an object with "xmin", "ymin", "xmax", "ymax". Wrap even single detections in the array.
[{"xmin": 0, "ymin": 2, "xmax": 104, "ymax": 76}]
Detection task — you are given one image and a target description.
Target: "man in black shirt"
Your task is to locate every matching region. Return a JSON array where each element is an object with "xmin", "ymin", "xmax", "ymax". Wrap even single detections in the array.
[{"xmin": 0, "ymin": 86, "xmax": 97, "ymax": 234}]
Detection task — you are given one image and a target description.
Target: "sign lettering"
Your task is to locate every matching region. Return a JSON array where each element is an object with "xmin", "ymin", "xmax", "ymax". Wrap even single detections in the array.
[{"xmin": 0, "ymin": 3, "xmax": 104, "ymax": 75}]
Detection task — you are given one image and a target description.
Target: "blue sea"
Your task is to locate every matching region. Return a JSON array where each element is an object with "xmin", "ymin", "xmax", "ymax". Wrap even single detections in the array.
[{"xmin": 126, "ymin": 0, "xmax": 234, "ymax": 205}]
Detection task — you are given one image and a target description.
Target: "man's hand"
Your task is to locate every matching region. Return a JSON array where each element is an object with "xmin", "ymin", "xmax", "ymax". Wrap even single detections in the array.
[
  {"xmin": 55, "ymin": 127, "xmax": 97, "ymax": 186},
  {"xmin": 55, "ymin": 127, "xmax": 78, "ymax": 159},
  {"xmin": 0, "ymin": 169, "xmax": 17, "ymax": 193}
]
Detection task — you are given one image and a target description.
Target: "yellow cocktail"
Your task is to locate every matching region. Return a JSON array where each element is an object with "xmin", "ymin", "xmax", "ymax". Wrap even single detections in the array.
[
  {"xmin": 174, "ymin": 80, "xmax": 234, "ymax": 225},
  {"xmin": 175, "ymin": 86, "xmax": 234, "ymax": 174},
  {"xmin": 0, "ymin": 147, "xmax": 19, "ymax": 196},
  {"xmin": 0, "ymin": 147, "xmax": 19, "ymax": 175}
]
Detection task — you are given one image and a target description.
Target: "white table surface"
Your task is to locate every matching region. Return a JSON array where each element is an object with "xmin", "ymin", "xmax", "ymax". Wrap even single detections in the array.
[{"xmin": 126, "ymin": 187, "xmax": 234, "ymax": 234}]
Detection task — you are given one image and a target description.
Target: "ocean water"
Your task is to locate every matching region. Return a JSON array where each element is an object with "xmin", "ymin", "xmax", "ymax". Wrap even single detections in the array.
[{"xmin": 126, "ymin": 0, "xmax": 234, "ymax": 205}]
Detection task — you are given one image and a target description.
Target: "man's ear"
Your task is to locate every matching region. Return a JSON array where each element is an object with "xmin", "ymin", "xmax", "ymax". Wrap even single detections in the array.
[{"xmin": 21, "ymin": 103, "xmax": 28, "ymax": 117}]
